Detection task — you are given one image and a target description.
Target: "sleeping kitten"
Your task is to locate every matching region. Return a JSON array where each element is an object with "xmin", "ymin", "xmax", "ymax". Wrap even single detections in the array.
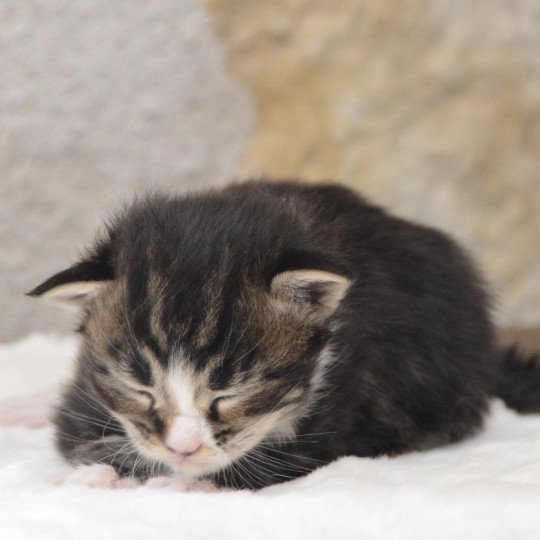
[{"xmin": 29, "ymin": 180, "xmax": 540, "ymax": 490}]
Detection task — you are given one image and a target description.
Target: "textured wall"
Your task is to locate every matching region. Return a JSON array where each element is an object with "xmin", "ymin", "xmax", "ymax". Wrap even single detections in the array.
[
  {"xmin": 207, "ymin": 0, "xmax": 540, "ymax": 326},
  {"xmin": 2, "ymin": 1, "xmax": 540, "ymax": 342},
  {"xmin": 0, "ymin": 1, "xmax": 253, "ymax": 340}
]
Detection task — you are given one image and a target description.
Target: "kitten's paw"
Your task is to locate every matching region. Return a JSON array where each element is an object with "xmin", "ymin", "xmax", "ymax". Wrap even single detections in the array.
[
  {"xmin": 0, "ymin": 396, "xmax": 52, "ymax": 429},
  {"xmin": 145, "ymin": 475, "xmax": 219, "ymax": 493},
  {"xmin": 58, "ymin": 464, "xmax": 140, "ymax": 490}
]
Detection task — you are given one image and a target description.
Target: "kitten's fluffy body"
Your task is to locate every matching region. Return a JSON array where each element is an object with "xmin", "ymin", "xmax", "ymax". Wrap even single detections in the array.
[{"xmin": 30, "ymin": 181, "xmax": 540, "ymax": 489}]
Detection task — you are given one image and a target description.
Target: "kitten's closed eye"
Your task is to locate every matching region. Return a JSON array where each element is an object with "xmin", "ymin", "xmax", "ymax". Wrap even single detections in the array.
[
  {"xmin": 135, "ymin": 389, "xmax": 155, "ymax": 405},
  {"xmin": 212, "ymin": 393, "xmax": 237, "ymax": 402},
  {"xmin": 209, "ymin": 395, "xmax": 237, "ymax": 421},
  {"xmin": 123, "ymin": 387, "xmax": 156, "ymax": 412}
]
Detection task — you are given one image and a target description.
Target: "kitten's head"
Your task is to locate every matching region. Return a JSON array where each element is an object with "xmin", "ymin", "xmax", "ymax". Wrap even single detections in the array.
[{"xmin": 30, "ymin": 189, "xmax": 350, "ymax": 477}]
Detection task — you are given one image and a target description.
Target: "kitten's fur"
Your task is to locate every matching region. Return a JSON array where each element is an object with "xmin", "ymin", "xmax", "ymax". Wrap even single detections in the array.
[{"xmin": 30, "ymin": 180, "xmax": 540, "ymax": 489}]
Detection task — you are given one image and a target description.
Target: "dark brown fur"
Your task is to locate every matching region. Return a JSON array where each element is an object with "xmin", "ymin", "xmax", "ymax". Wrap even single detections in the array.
[{"xmin": 30, "ymin": 180, "xmax": 540, "ymax": 489}]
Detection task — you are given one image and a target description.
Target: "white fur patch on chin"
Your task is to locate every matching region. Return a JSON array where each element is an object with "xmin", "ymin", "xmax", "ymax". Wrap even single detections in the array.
[
  {"xmin": 0, "ymin": 396, "xmax": 52, "ymax": 429},
  {"xmin": 57, "ymin": 464, "xmax": 140, "ymax": 490}
]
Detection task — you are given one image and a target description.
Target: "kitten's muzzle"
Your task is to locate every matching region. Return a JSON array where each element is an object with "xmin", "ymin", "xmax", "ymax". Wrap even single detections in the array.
[{"xmin": 165, "ymin": 415, "xmax": 206, "ymax": 458}]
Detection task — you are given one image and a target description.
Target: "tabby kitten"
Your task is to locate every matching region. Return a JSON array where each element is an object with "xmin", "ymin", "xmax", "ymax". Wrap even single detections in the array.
[{"xmin": 30, "ymin": 180, "xmax": 540, "ymax": 490}]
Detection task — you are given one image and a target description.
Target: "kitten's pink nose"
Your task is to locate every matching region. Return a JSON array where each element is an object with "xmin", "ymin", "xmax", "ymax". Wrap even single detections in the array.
[{"xmin": 166, "ymin": 415, "xmax": 204, "ymax": 457}]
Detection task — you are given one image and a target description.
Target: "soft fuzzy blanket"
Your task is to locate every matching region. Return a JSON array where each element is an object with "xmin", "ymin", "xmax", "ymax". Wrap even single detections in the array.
[{"xmin": 1, "ymin": 335, "xmax": 539, "ymax": 539}]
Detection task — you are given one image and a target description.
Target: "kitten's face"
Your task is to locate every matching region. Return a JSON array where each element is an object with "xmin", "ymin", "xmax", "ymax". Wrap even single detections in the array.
[
  {"xmin": 77, "ymin": 276, "xmax": 333, "ymax": 477},
  {"xmin": 29, "ymin": 191, "xmax": 350, "ymax": 478}
]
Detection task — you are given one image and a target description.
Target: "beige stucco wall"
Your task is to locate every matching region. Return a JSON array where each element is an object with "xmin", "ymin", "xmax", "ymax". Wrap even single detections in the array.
[
  {"xmin": 0, "ymin": 1, "xmax": 254, "ymax": 340},
  {"xmin": 1, "ymin": 0, "xmax": 539, "ymax": 341},
  {"xmin": 207, "ymin": 0, "xmax": 540, "ymax": 327}
]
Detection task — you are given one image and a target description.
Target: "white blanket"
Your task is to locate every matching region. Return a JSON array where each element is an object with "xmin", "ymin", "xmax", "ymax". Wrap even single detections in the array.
[{"xmin": 1, "ymin": 335, "xmax": 539, "ymax": 539}]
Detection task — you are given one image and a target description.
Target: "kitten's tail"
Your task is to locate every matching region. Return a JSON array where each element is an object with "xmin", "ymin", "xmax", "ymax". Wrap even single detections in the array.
[{"xmin": 496, "ymin": 346, "xmax": 540, "ymax": 413}]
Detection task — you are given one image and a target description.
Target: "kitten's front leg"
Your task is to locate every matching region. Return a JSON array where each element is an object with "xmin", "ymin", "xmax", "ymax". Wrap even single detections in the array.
[
  {"xmin": 54, "ymin": 416, "xmax": 165, "ymax": 488},
  {"xmin": 59, "ymin": 463, "xmax": 140, "ymax": 489},
  {"xmin": 58, "ymin": 433, "xmax": 145, "ymax": 475}
]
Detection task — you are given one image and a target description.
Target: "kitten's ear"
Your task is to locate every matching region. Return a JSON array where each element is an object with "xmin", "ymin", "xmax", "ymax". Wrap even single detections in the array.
[
  {"xmin": 27, "ymin": 259, "xmax": 114, "ymax": 307},
  {"xmin": 270, "ymin": 269, "xmax": 351, "ymax": 320}
]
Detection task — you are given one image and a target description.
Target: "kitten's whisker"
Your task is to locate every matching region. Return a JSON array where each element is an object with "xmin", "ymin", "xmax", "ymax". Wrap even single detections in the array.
[
  {"xmin": 129, "ymin": 452, "xmax": 143, "ymax": 479},
  {"xmin": 240, "ymin": 455, "xmax": 274, "ymax": 485},
  {"xmin": 248, "ymin": 448, "xmax": 314, "ymax": 473},
  {"xmin": 228, "ymin": 462, "xmax": 248, "ymax": 490},
  {"xmin": 68, "ymin": 382, "xmax": 113, "ymax": 419},
  {"xmin": 242, "ymin": 452, "xmax": 284, "ymax": 477},
  {"xmin": 255, "ymin": 444, "xmax": 326, "ymax": 465},
  {"xmin": 231, "ymin": 458, "xmax": 259, "ymax": 490},
  {"xmin": 56, "ymin": 404, "xmax": 109, "ymax": 428},
  {"xmin": 117, "ymin": 443, "xmax": 138, "ymax": 474},
  {"xmin": 56, "ymin": 408, "xmax": 114, "ymax": 430},
  {"xmin": 243, "ymin": 454, "xmax": 298, "ymax": 481},
  {"xmin": 242, "ymin": 452, "xmax": 275, "ymax": 475},
  {"xmin": 54, "ymin": 430, "xmax": 93, "ymax": 443},
  {"xmin": 99, "ymin": 441, "xmax": 135, "ymax": 464},
  {"xmin": 238, "ymin": 460, "xmax": 264, "ymax": 489},
  {"xmin": 100, "ymin": 416, "xmax": 114, "ymax": 440},
  {"xmin": 268, "ymin": 430, "xmax": 336, "ymax": 439}
]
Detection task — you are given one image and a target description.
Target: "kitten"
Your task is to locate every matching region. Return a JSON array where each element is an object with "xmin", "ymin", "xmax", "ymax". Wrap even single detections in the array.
[{"xmin": 29, "ymin": 180, "xmax": 540, "ymax": 490}]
